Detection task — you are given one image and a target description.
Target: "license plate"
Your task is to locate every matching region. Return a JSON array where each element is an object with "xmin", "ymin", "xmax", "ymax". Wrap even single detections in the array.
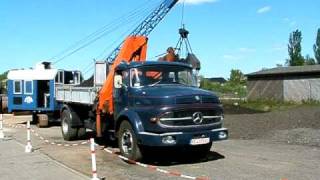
[{"xmin": 190, "ymin": 138, "xmax": 210, "ymax": 145}]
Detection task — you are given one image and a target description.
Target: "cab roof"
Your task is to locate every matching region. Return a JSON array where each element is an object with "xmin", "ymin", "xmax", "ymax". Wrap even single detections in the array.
[{"xmin": 116, "ymin": 61, "xmax": 192, "ymax": 71}]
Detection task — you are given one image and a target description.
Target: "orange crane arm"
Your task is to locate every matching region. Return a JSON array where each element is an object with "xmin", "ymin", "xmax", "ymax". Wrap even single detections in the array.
[
  {"xmin": 97, "ymin": 36, "xmax": 148, "ymax": 114},
  {"xmin": 94, "ymin": 0, "xmax": 178, "ymax": 137}
]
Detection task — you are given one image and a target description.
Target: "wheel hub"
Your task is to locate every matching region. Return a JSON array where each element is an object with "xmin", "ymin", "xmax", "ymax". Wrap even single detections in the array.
[
  {"xmin": 62, "ymin": 117, "xmax": 68, "ymax": 134},
  {"xmin": 121, "ymin": 130, "xmax": 133, "ymax": 154}
]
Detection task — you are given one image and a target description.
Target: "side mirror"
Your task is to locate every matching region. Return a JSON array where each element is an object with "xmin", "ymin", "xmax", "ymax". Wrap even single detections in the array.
[{"xmin": 114, "ymin": 75, "xmax": 123, "ymax": 89}]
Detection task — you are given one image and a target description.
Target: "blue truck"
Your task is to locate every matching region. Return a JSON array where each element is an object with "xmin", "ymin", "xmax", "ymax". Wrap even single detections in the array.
[
  {"xmin": 56, "ymin": 61, "xmax": 228, "ymax": 160},
  {"xmin": 7, "ymin": 0, "xmax": 228, "ymax": 161}
]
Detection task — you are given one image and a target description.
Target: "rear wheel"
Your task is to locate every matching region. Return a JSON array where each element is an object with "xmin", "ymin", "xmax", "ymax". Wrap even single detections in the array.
[
  {"xmin": 61, "ymin": 109, "xmax": 78, "ymax": 141},
  {"xmin": 118, "ymin": 121, "xmax": 143, "ymax": 161},
  {"xmin": 31, "ymin": 113, "xmax": 38, "ymax": 124},
  {"xmin": 77, "ymin": 127, "xmax": 86, "ymax": 139}
]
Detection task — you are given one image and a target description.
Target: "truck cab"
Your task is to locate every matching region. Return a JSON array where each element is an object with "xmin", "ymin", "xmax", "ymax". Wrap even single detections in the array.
[{"xmin": 113, "ymin": 61, "xmax": 228, "ymax": 160}]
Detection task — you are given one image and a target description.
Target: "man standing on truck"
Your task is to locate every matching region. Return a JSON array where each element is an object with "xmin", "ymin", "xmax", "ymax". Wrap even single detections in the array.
[{"xmin": 158, "ymin": 47, "xmax": 179, "ymax": 62}]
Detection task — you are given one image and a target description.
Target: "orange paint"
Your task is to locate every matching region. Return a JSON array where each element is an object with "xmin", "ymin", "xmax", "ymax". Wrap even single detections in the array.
[
  {"xmin": 96, "ymin": 111, "xmax": 101, "ymax": 137},
  {"xmin": 97, "ymin": 36, "xmax": 148, "ymax": 115}
]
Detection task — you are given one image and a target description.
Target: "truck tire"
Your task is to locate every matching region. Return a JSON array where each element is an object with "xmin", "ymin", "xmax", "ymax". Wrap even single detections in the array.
[
  {"xmin": 61, "ymin": 109, "xmax": 78, "ymax": 141},
  {"xmin": 77, "ymin": 127, "xmax": 86, "ymax": 139},
  {"xmin": 118, "ymin": 121, "xmax": 143, "ymax": 161},
  {"xmin": 31, "ymin": 113, "xmax": 38, "ymax": 124}
]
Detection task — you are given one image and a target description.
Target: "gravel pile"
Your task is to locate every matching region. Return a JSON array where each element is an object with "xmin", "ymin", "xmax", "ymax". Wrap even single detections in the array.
[
  {"xmin": 223, "ymin": 105, "xmax": 320, "ymax": 146},
  {"xmin": 266, "ymin": 128, "xmax": 320, "ymax": 146}
]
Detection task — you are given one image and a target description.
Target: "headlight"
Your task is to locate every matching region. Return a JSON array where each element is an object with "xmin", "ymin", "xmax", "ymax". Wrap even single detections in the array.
[
  {"xmin": 218, "ymin": 131, "xmax": 227, "ymax": 139},
  {"xmin": 162, "ymin": 136, "xmax": 176, "ymax": 144}
]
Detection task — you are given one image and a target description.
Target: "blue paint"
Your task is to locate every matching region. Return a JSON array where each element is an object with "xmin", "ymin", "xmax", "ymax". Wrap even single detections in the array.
[
  {"xmin": 7, "ymin": 79, "xmax": 58, "ymax": 113},
  {"xmin": 111, "ymin": 62, "xmax": 228, "ymax": 146}
]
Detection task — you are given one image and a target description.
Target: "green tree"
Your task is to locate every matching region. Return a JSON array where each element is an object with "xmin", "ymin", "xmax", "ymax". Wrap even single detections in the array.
[
  {"xmin": 287, "ymin": 29, "xmax": 304, "ymax": 66},
  {"xmin": 0, "ymin": 71, "xmax": 8, "ymax": 94},
  {"xmin": 314, "ymin": 28, "xmax": 320, "ymax": 64},
  {"xmin": 304, "ymin": 54, "xmax": 316, "ymax": 65},
  {"xmin": 199, "ymin": 76, "xmax": 211, "ymax": 90},
  {"xmin": 229, "ymin": 69, "xmax": 245, "ymax": 85},
  {"xmin": 0, "ymin": 71, "xmax": 8, "ymax": 82}
]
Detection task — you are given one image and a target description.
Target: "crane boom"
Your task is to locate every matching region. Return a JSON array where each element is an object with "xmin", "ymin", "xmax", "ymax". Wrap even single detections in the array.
[
  {"xmin": 95, "ymin": 0, "xmax": 179, "ymax": 137},
  {"xmin": 106, "ymin": 0, "xmax": 179, "ymax": 63}
]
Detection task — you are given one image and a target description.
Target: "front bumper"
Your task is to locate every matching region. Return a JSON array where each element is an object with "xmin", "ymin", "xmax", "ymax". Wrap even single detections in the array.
[{"xmin": 137, "ymin": 128, "xmax": 228, "ymax": 147}]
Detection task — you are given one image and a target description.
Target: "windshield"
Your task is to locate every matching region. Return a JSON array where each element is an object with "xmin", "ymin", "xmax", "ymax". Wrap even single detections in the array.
[{"xmin": 130, "ymin": 65, "xmax": 196, "ymax": 87}]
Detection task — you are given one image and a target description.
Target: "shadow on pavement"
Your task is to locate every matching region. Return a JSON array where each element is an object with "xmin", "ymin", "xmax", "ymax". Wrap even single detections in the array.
[
  {"xmin": 94, "ymin": 138, "xmax": 225, "ymax": 166},
  {"xmin": 141, "ymin": 150, "xmax": 225, "ymax": 166}
]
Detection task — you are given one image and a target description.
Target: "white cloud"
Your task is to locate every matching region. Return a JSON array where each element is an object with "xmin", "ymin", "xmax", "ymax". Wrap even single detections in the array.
[
  {"xmin": 290, "ymin": 21, "xmax": 297, "ymax": 26},
  {"xmin": 282, "ymin": 17, "xmax": 297, "ymax": 27},
  {"xmin": 179, "ymin": 0, "xmax": 219, "ymax": 5},
  {"xmin": 223, "ymin": 54, "xmax": 241, "ymax": 61},
  {"xmin": 257, "ymin": 6, "xmax": 272, "ymax": 14}
]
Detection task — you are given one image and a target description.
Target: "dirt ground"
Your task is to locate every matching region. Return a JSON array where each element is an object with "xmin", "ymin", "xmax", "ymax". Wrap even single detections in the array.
[{"xmin": 1, "ymin": 105, "xmax": 320, "ymax": 180}]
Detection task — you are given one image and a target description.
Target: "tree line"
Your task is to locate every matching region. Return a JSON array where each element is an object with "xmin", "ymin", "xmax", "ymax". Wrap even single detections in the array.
[
  {"xmin": 0, "ymin": 71, "xmax": 8, "ymax": 94},
  {"xmin": 287, "ymin": 28, "xmax": 320, "ymax": 66},
  {"xmin": 200, "ymin": 69, "xmax": 247, "ymax": 97}
]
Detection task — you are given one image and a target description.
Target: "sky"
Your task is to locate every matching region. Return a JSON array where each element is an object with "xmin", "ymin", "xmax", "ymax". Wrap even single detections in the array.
[{"xmin": 1, "ymin": 0, "xmax": 319, "ymax": 79}]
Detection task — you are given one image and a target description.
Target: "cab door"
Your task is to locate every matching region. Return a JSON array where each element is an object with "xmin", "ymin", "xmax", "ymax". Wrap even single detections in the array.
[{"xmin": 113, "ymin": 70, "xmax": 129, "ymax": 115}]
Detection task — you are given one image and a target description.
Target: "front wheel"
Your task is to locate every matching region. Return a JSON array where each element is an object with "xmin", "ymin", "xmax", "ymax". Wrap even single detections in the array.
[{"xmin": 118, "ymin": 121, "xmax": 143, "ymax": 161}]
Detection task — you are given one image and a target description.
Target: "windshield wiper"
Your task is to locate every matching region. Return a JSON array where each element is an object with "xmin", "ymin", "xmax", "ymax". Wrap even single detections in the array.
[
  {"xmin": 148, "ymin": 81, "xmax": 190, "ymax": 87},
  {"xmin": 148, "ymin": 80, "xmax": 162, "ymax": 87}
]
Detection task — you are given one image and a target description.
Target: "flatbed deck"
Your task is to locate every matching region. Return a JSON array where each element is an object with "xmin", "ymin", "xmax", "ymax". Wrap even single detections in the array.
[{"xmin": 55, "ymin": 85, "xmax": 98, "ymax": 105}]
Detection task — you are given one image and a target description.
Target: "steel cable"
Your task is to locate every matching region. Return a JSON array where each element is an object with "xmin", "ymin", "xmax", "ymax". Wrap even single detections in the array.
[{"xmin": 51, "ymin": 0, "xmax": 158, "ymax": 65}]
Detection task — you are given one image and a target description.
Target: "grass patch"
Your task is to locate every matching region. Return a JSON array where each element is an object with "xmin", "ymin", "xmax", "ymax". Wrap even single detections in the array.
[
  {"xmin": 222, "ymin": 99, "xmax": 320, "ymax": 112},
  {"xmin": 239, "ymin": 100, "xmax": 297, "ymax": 112},
  {"xmin": 201, "ymin": 81, "xmax": 247, "ymax": 97}
]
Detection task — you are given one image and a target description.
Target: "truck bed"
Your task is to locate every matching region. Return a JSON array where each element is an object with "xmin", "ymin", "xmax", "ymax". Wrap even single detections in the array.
[{"xmin": 55, "ymin": 85, "xmax": 98, "ymax": 105}]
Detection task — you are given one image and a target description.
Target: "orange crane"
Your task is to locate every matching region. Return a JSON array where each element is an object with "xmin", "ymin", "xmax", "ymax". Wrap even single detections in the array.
[
  {"xmin": 54, "ymin": 0, "xmax": 228, "ymax": 161},
  {"xmin": 95, "ymin": 0, "xmax": 179, "ymax": 137}
]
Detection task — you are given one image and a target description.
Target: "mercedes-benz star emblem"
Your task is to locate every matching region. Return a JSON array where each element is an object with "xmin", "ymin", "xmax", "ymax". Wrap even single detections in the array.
[{"xmin": 192, "ymin": 112, "xmax": 203, "ymax": 124}]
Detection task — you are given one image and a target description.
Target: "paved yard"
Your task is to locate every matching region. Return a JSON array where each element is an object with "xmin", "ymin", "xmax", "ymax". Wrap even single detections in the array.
[{"xmin": 1, "ymin": 114, "xmax": 320, "ymax": 180}]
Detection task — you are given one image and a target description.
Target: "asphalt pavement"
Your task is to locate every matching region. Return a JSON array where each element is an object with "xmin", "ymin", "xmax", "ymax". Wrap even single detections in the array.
[
  {"xmin": 1, "ymin": 114, "xmax": 320, "ymax": 180},
  {"xmin": 0, "ymin": 137, "xmax": 88, "ymax": 180}
]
